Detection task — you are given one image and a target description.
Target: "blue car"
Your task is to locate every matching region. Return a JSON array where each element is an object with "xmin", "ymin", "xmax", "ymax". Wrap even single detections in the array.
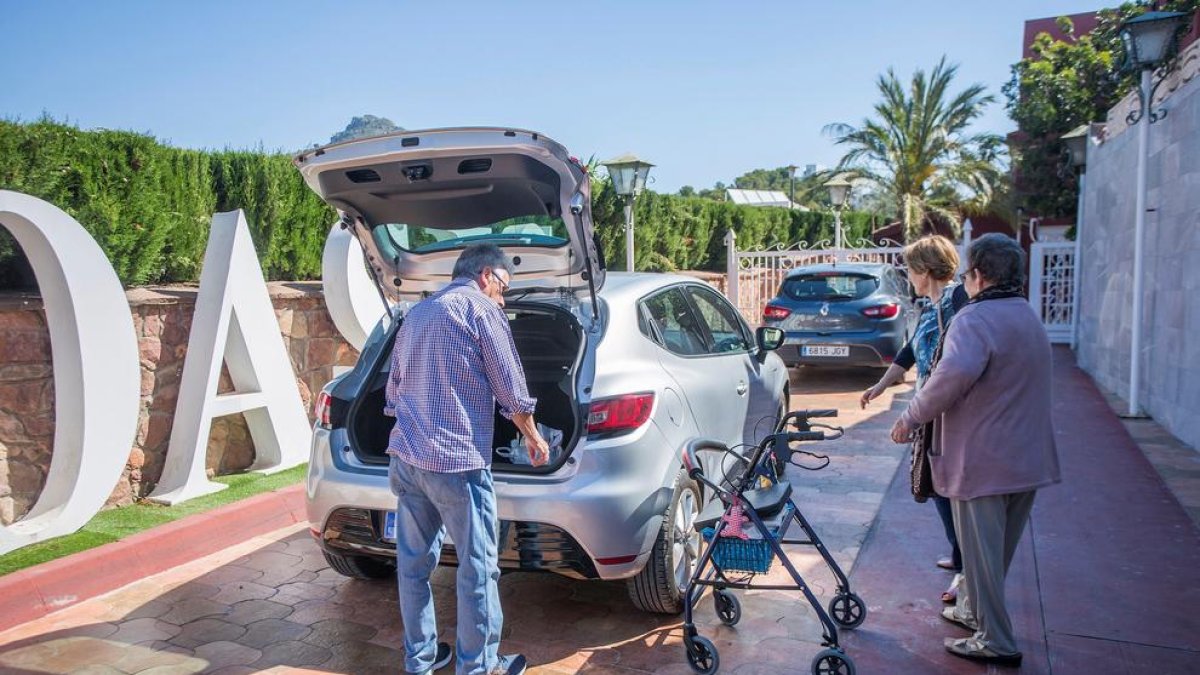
[{"xmin": 762, "ymin": 263, "xmax": 919, "ymax": 369}]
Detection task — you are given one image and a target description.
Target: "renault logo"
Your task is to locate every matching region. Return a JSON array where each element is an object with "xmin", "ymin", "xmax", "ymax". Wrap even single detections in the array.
[{"xmin": 819, "ymin": 303, "xmax": 830, "ymax": 317}]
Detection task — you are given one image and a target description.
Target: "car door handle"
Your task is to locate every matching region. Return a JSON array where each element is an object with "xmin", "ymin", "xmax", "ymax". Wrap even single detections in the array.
[{"xmin": 736, "ymin": 381, "xmax": 748, "ymax": 396}]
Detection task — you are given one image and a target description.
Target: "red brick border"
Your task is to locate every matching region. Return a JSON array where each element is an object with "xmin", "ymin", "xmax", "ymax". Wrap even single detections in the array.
[{"xmin": 0, "ymin": 483, "xmax": 305, "ymax": 633}]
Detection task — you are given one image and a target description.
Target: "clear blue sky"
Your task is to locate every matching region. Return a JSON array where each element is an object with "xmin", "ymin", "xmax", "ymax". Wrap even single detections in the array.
[{"xmin": 1, "ymin": 0, "xmax": 1099, "ymax": 193}]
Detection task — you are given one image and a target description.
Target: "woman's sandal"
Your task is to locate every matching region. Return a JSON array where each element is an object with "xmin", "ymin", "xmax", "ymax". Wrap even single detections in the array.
[{"xmin": 941, "ymin": 572, "xmax": 963, "ymax": 604}]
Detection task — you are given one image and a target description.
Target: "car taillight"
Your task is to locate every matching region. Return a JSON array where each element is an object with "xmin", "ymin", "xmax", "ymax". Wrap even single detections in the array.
[
  {"xmin": 314, "ymin": 390, "xmax": 333, "ymax": 428},
  {"xmin": 588, "ymin": 393, "xmax": 655, "ymax": 435},
  {"xmin": 861, "ymin": 303, "xmax": 900, "ymax": 319},
  {"xmin": 763, "ymin": 304, "xmax": 791, "ymax": 321}
]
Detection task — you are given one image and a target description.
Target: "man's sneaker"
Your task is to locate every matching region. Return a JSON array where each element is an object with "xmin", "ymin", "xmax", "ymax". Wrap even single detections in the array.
[
  {"xmin": 490, "ymin": 654, "xmax": 527, "ymax": 675},
  {"xmin": 414, "ymin": 642, "xmax": 453, "ymax": 674}
]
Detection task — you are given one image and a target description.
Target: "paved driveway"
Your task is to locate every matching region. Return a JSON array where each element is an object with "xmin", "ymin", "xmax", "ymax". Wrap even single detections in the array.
[{"xmin": 0, "ymin": 366, "xmax": 913, "ymax": 674}]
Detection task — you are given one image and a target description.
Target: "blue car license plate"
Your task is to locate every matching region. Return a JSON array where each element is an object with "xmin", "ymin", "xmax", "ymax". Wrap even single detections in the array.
[{"xmin": 802, "ymin": 345, "xmax": 849, "ymax": 357}]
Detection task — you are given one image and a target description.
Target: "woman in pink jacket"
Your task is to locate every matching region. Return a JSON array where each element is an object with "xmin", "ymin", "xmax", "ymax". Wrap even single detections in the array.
[{"xmin": 891, "ymin": 233, "xmax": 1061, "ymax": 667}]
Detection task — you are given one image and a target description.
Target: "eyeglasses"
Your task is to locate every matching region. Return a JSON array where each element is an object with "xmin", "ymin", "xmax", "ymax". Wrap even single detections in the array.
[
  {"xmin": 491, "ymin": 270, "xmax": 511, "ymax": 292},
  {"xmin": 958, "ymin": 268, "xmax": 974, "ymax": 283}
]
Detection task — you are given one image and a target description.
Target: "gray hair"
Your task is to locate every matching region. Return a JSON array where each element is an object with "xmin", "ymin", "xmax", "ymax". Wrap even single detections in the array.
[
  {"xmin": 967, "ymin": 233, "xmax": 1026, "ymax": 288},
  {"xmin": 452, "ymin": 243, "xmax": 515, "ymax": 280}
]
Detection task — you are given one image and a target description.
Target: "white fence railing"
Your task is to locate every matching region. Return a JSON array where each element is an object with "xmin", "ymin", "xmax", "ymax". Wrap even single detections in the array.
[{"xmin": 725, "ymin": 232, "xmax": 903, "ymax": 323}]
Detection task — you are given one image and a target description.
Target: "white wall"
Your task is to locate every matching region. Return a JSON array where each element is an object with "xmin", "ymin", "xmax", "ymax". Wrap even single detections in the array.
[{"xmin": 1077, "ymin": 47, "xmax": 1200, "ymax": 449}]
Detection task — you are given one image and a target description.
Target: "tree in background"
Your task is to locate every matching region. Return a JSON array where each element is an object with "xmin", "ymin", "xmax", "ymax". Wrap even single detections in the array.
[
  {"xmin": 329, "ymin": 115, "xmax": 403, "ymax": 144},
  {"xmin": 1005, "ymin": 1, "xmax": 1199, "ymax": 220},
  {"xmin": 826, "ymin": 57, "xmax": 1006, "ymax": 241}
]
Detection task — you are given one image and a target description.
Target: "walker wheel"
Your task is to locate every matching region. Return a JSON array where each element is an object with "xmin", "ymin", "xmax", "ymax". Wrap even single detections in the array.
[
  {"xmin": 829, "ymin": 591, "xmax": 866, "ymax": 629},
  {"xmin": 684, "ymin": 635, "xmax": 719, "ymax": 675},
  {"xmin": 812, "ymin": 648, "xmax": 855, "ymax": 675},
  {"xmin": 713, "ymin": 589, "xmax": 741, "ymax": 626}
]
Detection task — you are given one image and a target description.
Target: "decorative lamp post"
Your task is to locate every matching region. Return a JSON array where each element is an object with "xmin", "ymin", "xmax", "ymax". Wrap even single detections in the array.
[
  {"xmin": 601, "ymin": 153, "xmax": 654, "ymax": 272},
  {"xmin": 1061, "ymin": 123, "xmax": 1093, "ymax": 351},
  {"xmin": 825, "ymin": 173, "xmax": 853, "ymax": 254},
  {"xmin": 1119, "ymin": 9, "xmax": 1188, "ymax": 417},
  {"xmin": 787, "ymin": 164, "xmax": 798, "ymax": 210}
]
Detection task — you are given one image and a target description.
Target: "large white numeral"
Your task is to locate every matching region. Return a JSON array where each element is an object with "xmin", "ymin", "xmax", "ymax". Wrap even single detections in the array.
[
  {"xmin": 148, "ymin": 210, "xmax": 310, "ymax": 505},
  {"xmin": 0, "ymin": 192, "xmax": 139, "ymax": 555},
  {"xmin": 321, "ymin": 224, "xmax": 386, "ymax": 351}
]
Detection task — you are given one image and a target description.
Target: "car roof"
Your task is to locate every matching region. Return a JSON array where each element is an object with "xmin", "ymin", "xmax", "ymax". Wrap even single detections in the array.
[
  {"xmin": 784, "ymin": 262, "xmax": 891, "ymax": 278},
  {"xmin": 597, "ymin": 272, "xmax": 714, "ymax": 304}
]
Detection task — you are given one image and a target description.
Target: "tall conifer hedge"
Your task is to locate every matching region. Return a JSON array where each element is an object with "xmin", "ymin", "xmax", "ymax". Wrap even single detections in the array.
[{"xmin": 0, "ymin": 120, "xmax": 879, "ymax": 288}]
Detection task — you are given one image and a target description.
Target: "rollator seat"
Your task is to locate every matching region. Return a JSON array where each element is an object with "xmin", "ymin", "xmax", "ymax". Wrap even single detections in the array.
[{"xmin": 694, "ymin": 481, "xmax": 793, "ymax": 532}]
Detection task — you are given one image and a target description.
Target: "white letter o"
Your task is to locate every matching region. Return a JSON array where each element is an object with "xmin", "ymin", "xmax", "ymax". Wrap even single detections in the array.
[{"xmin": 0, "ymin": 191, "xmax": 139, "ymax": 554}]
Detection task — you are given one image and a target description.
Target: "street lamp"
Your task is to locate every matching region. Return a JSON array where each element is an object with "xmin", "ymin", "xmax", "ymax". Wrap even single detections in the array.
[
  {"xmin": 787, "ymin": 164, "xmax": 798, "ymax": 210},
  {"xmin": 601, "ymin": 153, "xmax": 654, "ymax": 272},
  {"xmin": 1119, "ymin": 9, "xmax": 1188, "ymax": 417},
  {"xmin": 825, "ymin": 173, "xmax": 853, "ymax": 253}
]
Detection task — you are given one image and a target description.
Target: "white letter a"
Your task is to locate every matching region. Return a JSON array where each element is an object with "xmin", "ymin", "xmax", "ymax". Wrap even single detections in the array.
[{"xmin": 149, "ymin": 210, "xmax": 310, "ymax": 504}]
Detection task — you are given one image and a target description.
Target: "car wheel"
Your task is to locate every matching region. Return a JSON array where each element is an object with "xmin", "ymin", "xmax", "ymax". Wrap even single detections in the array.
[
  {"xmin": 322, "ymin": 550, "xmax": 395, "ymax": 580},
  {"xmin": 627, "ymin": 470, "xmax": 701, "ymax": 614},
  {"xmin": 772, "ymin": 387, "xmax": 791, "ymax": 476}
]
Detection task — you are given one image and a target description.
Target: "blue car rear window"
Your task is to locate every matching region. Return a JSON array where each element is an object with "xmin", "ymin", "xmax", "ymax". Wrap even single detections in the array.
[{"xmin": 782, "ymin": 274, "xmax": 878, "ymax": 301}]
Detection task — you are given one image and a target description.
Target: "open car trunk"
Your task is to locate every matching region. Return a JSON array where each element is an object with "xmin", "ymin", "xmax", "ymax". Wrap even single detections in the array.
[{"xmin": 346, "ymin": 302, "xmax": 585, "ymax": 473}]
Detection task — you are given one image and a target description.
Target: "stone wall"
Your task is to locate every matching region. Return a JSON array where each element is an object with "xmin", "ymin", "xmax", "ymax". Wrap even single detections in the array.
[
  {"xmin": 1078, "ymin": 44, "xmax": 1200, "ymax": 449},
  {"xmin": 0, "ymin": 282, "xmax": 358, "ymax": 524}
]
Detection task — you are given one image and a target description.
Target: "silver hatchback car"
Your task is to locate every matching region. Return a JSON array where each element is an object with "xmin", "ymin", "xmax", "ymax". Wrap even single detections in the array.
[{"xmin": 295, "ymin": 128, "xmax": 789, "ymax": 613}]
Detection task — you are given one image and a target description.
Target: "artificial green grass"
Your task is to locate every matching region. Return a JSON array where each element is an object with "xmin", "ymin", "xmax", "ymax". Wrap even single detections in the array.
[{"xmin": 0, "ymin": 464, "xmax": 307, "ymax": 577}]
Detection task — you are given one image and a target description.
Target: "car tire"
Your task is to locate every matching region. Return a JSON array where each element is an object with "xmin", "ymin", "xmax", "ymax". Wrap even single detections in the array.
[
  {"xmin": 322, "ymin": 550, "xmax": 395, "ymax": 580},
  {"xmin": 772, "ymin": 386, "xmax": 791, "ymax": 476},
  {"xmin": 627, "ymin": 470, "xmax": 701, "ymax": 614}
]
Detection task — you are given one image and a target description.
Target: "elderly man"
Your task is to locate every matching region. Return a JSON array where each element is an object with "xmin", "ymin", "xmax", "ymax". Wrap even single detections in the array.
[
  {"xmin": 891, "ymin": 233, "xmax": 1061, "ymax": 667},
  {"xmin": 385, "ymin": 243, "xmax": 550, "ymax": 675}
]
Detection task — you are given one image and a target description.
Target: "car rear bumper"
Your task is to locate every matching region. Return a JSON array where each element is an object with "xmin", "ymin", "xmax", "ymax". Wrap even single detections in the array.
[
  {"xmin": 776, "ymin": 331, "xmax": 902, "ymax": 367},
  {"xmin": 307, "ymin": 424, "xmax": 673, "ymax": 581}
]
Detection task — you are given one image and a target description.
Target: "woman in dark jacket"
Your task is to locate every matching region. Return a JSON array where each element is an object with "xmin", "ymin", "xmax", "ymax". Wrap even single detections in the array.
[{"xmin": 861, "ymin": 235, "xmax": 967, "ymax": 602}]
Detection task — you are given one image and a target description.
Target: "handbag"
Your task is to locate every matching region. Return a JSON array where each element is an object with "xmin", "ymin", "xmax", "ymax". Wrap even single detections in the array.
[
  {"xmin": 910, "ymin": 419, "xmax": 935, "ymax": 503},
  {"xmin": 910, "ymin": 310, "xmax": 949, "ymax": 503}
]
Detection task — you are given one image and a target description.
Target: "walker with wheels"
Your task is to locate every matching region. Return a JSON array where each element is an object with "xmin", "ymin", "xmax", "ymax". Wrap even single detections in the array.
[{"xmin": 679, "ymin": 409, "xmax": 864, "ymax": 675}]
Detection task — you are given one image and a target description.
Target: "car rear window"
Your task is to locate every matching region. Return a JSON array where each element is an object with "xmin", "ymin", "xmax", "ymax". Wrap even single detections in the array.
[
  {"xmin": 375, "ymin": 215, "xmax": 569, "ymax": 253},
  {"xmin": 782, "ymin": 273, "xmax": 878, "ymax": 301}
]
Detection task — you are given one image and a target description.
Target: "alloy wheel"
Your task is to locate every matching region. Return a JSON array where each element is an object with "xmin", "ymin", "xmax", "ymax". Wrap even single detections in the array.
[{"xmin": 671, "ymin": 488, "xmax": 701, "ymax": 593}]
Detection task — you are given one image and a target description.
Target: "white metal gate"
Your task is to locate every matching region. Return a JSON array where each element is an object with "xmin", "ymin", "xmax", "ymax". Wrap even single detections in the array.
[
  {"xmin": 1029, "ymin": 241, "xmax": 1077, "ymax": 344},
  {"xmin": 724, "ymin": 230, "xmax": 907, "ymax": 323}
]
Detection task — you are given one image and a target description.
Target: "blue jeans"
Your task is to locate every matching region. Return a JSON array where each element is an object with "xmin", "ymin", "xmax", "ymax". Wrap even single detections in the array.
[{"xmin": 389, "ymin": 457, "xmax": 502, "ymax": 675}]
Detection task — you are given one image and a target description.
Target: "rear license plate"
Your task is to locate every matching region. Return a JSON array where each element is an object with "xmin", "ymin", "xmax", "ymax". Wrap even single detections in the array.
[
  {"xmin": 802, "ymin": 345, "xmax": 849, "ymax": 358},
  {"xmin": 383, "ymin": 512, "xmax": 397, "ymax": 542}
]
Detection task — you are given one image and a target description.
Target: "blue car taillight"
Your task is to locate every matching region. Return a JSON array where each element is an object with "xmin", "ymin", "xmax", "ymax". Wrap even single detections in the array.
[
  {"xmin": 861, "ymin": 303, "xmax": 900, "ymax": 319},
  {"xmin": 763, "ymin": 304, "xmax": 791, "ymax": 321}
]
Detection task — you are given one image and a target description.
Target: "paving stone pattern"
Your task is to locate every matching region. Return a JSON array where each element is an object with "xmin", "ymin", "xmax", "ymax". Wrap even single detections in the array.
[{"xmin": 0, "ymin": 366, "xmax": 910, "ymax": 674}]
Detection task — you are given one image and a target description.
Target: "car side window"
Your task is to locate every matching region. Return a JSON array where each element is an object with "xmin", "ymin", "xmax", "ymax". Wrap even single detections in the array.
[
  {"xmin": 685, "ymin": 286, "xmax": 750, "ymax": 354},
  {"xmin": 643, "ymin": 288, "xmax": 709, "ymax": 356}
]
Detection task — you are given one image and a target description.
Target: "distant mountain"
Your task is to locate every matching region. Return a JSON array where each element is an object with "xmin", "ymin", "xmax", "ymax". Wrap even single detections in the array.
[{"xmin": 330, "ymin": 115, "xmax": 403, "ymax": 144}]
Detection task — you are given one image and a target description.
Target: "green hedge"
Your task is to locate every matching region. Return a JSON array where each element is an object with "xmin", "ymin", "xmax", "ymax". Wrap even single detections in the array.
[
  {"xmin": 0, "ymin": 120, "xmax": 880, "ymax": 288},
  {"xmin": 0, "ymin": 119, "xmax": 335, "ymax": 288},
  {"xmin": 591, "ymin": 183, "xmax": 881, "ymax": 272}
]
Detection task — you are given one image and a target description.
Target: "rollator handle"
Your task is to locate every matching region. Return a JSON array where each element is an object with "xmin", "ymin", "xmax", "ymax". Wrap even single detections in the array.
[
  {"xmin": 683, "ymin": 438, "xmax": 730, "ymax": 481},
  {"xmin": 803, "ymin": 408, "xmax": 838, "ymax": 419},
  {"xmin": 786, "ymin": 431, "xmax": 826, "ymax": 443}
]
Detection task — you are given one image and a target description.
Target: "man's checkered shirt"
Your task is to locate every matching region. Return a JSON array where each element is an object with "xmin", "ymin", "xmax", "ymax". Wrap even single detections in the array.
[{"xmin": 385, "ymin": 278, "xmax": 536, "ymax": 473}]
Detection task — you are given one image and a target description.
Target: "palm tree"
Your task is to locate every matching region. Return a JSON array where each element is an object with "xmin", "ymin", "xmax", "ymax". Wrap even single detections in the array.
[{"xmin": 825, "ymin": 57, "xmax": 1006, "ymax": 241}]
